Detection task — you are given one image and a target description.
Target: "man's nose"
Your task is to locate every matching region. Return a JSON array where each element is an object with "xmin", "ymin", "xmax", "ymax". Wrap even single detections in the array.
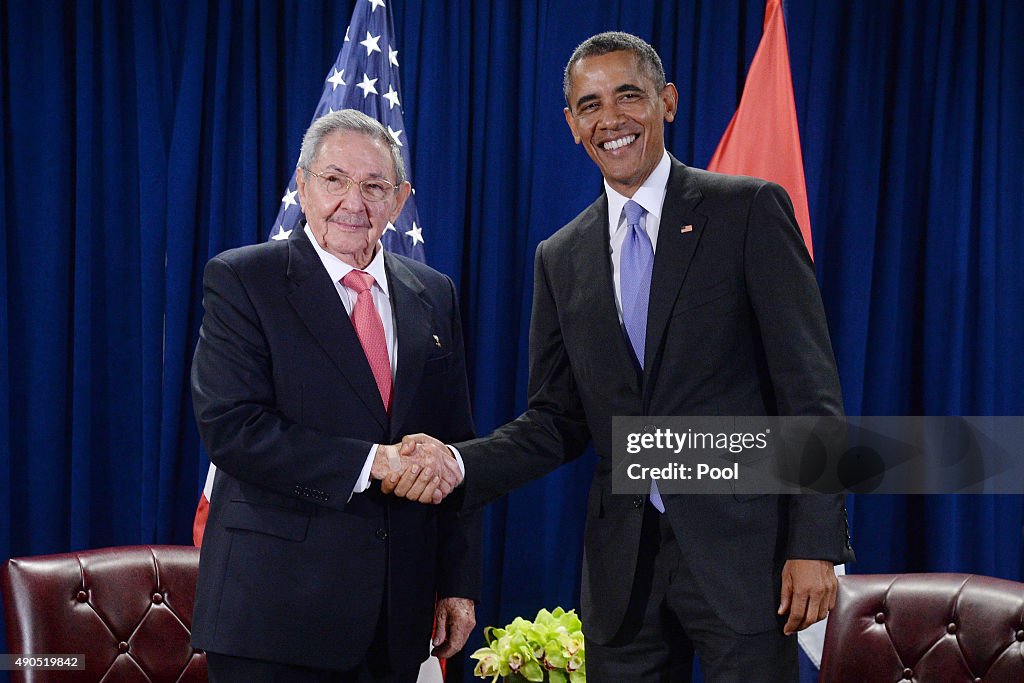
[
  {"xmin": 599, "ymin": 102, "xmax": 626, "ymax": 129},
  {"xmin": 334, "ymin": 182, "xmax": 366, "ymax": 212}
]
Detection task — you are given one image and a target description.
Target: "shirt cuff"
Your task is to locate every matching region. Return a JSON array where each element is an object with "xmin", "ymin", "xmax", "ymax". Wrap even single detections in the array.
[
  {"xmin": 351, "ymin": 444, "xmax": 378, "ymax": 500},
  {"xmin": 447, "ymin": 445, "xmax": 466, "ymax": 484}
]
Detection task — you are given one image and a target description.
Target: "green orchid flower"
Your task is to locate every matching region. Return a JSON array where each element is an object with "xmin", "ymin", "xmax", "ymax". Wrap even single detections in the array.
[{"xmin": 473, "ymin": 607, "xmax": 587, "ymax": 681}]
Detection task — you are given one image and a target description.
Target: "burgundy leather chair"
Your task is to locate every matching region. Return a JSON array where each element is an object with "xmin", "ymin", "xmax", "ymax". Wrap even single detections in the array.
[
  {"xmin": 2, "ymin": 545, "xmax": 206, "ymax": 682},
  {"xmin": 819, "ymin": 573, "xmax": 1024, "ymax": 682}
]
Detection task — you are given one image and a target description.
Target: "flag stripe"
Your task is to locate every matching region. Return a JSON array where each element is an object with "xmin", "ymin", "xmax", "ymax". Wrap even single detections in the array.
[{"xmin": 707, "ymin": 0, "xmax": 813, "ymax": 258}]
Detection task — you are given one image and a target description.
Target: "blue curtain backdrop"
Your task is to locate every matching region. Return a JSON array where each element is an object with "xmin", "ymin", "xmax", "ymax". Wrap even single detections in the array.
[{"xmin": 1, "ymin": 0, "xmax": 1022, "ymax": 678}]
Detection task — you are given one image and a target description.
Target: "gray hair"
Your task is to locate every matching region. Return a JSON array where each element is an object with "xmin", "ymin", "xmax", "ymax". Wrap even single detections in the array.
[
  {"xmin": 563, "ymin": 31, "xmax": 667, "ymax": 107},
  {"xmin": 296, "ymin": 109, "xmax": 406, "ymax": 184}
]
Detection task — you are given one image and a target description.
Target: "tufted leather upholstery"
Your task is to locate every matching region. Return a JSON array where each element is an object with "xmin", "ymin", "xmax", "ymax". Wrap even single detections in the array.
[
  {"xmin": 820, "ymin": 573, "xmax": 1024, "ymax": 682},
  {"xmin": 2, "ymin": 545, "xmax": 206, "ymax": 682}
]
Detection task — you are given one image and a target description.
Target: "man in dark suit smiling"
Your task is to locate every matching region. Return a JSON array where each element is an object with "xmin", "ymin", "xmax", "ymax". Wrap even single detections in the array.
[
  {"xmin": 190, "ymin": 110, "xmax": 477, "ymax": 682},
  {"xmin": 393, "ymin": 32, "xmax": 853, "ymax": 682}
]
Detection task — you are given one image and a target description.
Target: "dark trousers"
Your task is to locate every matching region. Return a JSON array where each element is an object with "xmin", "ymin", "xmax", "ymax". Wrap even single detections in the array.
[
  {"xmin": 587, "ymin": 506, "xmax": 798, "ymax": 683},
  {"xmin": 206, "ymin": 598, "xmax": 420, "ymax": 683},
  {"xmin": 206, "ymin": 652, "xmax": 421, "ymax": 683}
]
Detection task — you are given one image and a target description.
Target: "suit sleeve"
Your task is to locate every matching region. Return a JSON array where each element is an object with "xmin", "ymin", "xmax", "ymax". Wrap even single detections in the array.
[
  {"xmin": 744, "ymin": 182, "xmax": 855, "ymax": 563},
  {"xmin": 191, "ymin": 256, "xmax": 375, "ymax": 510},
  {"xmin": 435, "ymin": 274, "xmax": 482, "ymax": 599},
  {"xmin": 456, "ymin": 241, "xmax": 592, "ymax": 512}
]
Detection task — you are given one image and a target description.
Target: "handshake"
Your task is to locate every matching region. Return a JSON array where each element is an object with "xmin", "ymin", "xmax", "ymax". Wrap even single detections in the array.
[{"xmin": 372, "ymin": 434, "xmax": 461, "ymax": 504}]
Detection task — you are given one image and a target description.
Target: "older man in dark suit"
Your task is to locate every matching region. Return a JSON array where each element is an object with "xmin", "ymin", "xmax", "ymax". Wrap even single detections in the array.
[
  {"xmin": 390, "ymin": 32, "xmax": 854, "ymax": 682},
  {"xmin": 190, "ymin": 109, "xmax": 477, "ymax": 682}
]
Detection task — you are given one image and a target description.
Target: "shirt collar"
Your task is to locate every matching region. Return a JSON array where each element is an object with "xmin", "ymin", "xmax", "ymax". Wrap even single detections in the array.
[
  {"xmin": 304, "ymin": 225, "xmax": 390, "ymax": 297},
  {"xmin": 605, "ymin": 150, "xmax": 672, "ymax": 231}
]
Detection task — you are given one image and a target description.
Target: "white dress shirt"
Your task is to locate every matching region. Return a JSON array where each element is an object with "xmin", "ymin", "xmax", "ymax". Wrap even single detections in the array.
[
  {"xmin": 304, "ymin": 226, "xmax": 464, "ymax": 498},
  {"xmin": 304, "ymin": 226, "xmax": 395, "ymax": 498},
  {"xmin": 448, "ymin": 153, "xmax": 674, "ymax": 478},
  {"xmin": 605, "ymin": 150, "xmax": 672, "ymax": 322}
]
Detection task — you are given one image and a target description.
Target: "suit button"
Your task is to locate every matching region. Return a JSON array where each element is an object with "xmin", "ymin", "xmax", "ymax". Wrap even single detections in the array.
[
  {"xmin": 376, "ymin": 528, "xmax": 388, "ymax": 540},
  {"xmin": 632, "ymin": 496, "xmax": 644, "ymax": 509}
]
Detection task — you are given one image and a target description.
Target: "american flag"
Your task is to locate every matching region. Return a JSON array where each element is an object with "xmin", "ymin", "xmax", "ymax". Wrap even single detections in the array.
[{"xmin": 268, "ymin": 0, "xmax": 425, "ymax": 259}]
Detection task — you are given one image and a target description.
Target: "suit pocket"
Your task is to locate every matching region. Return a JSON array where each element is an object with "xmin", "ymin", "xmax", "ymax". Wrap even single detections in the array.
[
  {"xmin": 729, "ymin": 451, "xmax": 773, "ymax": 502},
  {"xmin": 422, "ymin": 352, "xmax": 455, "ymax": 375},
  {"xmin": 731, "ymin": 491, "xmax": 770, "ymax": 502},
  {"xmin": 222, "ymin": 499, "xmax": 311, "ymax": 541},
  {"xmin": 672, "ymin": 279, "xmax": 736, "ymax": 316}
]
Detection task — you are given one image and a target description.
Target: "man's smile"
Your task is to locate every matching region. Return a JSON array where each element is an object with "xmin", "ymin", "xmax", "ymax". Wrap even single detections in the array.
[
  {"xmin": 601, "ymin": 134, "xmax": 637, "ymax": 151},
  {"xmin": 328, "ymin": 216, "xmax": 369, "ymax": 231}
]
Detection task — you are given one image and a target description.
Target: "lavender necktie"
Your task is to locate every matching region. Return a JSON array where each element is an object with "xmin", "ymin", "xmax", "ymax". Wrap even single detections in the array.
[{"xmin": 619, "ymin": 200, "xmax": 665, "ymax": 513}]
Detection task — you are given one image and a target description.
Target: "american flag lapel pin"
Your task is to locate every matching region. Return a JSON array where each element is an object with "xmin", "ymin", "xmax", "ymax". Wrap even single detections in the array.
[{"xmin": 681, "ymin": 224, "xmax": 693, "ymax": 233}]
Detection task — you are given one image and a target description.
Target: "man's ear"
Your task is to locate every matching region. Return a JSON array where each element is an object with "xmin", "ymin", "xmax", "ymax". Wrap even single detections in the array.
[
  {"xmin": 294, "ymin": 168, "xmax": 307, "ymax": 210},
  {"xmin": 564, "ymin": 107, "xmax": 582, "ymax": 144},
  {"xmin": 389, "ymin": 181, "xmax": 412, "ymax": 222},
  {"xmin": 662, "ymin": 82, "xmax": 679, "ymax": 123}
]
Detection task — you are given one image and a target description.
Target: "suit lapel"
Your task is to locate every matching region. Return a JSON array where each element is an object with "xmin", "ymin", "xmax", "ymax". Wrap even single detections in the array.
[
  {"xmin": 644, "ymin": 158, "xmax": 707, "ymax": 386},
  {"xmin": 571, "ymin": 195, "xmax": 643, "ymax": 395},
  {"xmin": 385, "ymin": 253, "xmax": 434, "ymax": 440},
  {"xmin": 285, "ymin": 231, "xmax": 389, "ymax": 430}
]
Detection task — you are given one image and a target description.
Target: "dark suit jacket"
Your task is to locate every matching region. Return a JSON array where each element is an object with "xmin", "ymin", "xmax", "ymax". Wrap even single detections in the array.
[
  {"xmin": 458, "ymin": 158, "xmax": 854, "ymax": 644},
  {"xmin": 190, "ymin": 229, "xmax": 480, "ymax": 671}
]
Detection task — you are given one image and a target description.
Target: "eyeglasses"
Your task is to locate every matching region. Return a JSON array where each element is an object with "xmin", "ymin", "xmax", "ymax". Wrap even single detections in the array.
[{"xmin": 306, "ymin": 170, "xmax": 400, "ymax": 202}]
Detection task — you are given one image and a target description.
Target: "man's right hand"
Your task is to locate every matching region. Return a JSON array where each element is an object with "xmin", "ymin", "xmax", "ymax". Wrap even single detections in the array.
[
  {"xmin": 377, "ymin": 434, "xmax": 462, "ymax": 503},
  {"xmin": 374, "ymin": 436, "xmax": 461, "ymax": 504}
]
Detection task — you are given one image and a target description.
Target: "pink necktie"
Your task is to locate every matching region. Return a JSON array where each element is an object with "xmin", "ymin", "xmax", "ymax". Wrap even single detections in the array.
[{"xmin": 342, "ymin": 270, "xmax": 392, "ymax": 412}]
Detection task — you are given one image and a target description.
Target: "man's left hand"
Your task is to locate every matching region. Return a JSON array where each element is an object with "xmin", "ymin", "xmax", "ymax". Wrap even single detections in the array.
[
  {"xmin": 432, "ymin": 597, "xmax": 476, "ymax": 658},
  {"xmin": 777, "ymin": 559, "xmax": 837, "ymax": 635}
]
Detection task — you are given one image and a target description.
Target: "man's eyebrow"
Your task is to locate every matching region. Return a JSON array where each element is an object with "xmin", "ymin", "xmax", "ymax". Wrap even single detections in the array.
[
  {"xmin": 574, "ymin": 83, "xmax": 645, "ymax": 110},
  {"xmin": 574, "ymin": 93, "xmax": 599, "ymax": 110},
  {"xmin": 318, "ymin": 165, "xmax": 388, "ymax": 179},
  {"xmin": 615, "ymin": 83, "xmax": 644, "ymax": 94}
]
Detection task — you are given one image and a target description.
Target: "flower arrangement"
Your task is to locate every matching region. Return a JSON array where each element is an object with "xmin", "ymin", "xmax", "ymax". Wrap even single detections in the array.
[{"xmin": 471, "ymin": 607, "xmax": 586, "ymax": 682}]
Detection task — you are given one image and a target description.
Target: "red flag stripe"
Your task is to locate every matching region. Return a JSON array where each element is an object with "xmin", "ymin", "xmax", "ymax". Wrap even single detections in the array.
[{"xmin": 707, "ymin": 0, "xmax": 813, "ymax": 258}]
